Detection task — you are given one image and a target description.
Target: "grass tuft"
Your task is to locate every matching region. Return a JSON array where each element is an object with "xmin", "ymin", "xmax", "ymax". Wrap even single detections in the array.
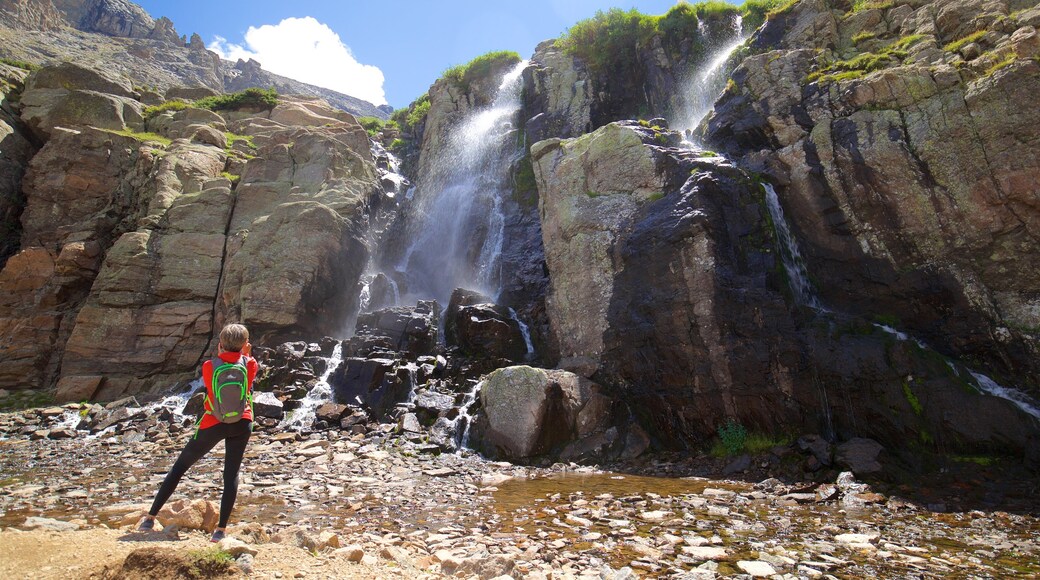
[
  {"xmin": 944, "ymin": 30, "xmax": 987, "ymax": 53},
  {"xmin": 101, "ymin": 128, "xmax": 172, "ymax": 147},
  {"xmin": 194, "ymin": 87, "xmax": 278, "ymax": 112},
  {"xmin": 0, "ymin": 57, "xmax": 39, "ymax": 71},
  {"xmin": 443, "ymin": 50, "xmax": 522, "ymax": 92},
  {"xmin": 143, "ymin": 99, "xmax": 190, "ymax": 121}
]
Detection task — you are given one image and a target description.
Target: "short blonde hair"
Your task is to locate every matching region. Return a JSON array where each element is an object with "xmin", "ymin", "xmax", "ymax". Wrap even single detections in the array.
[{"xmin": 219, "ymin": 323, "xmax": 249, "ymax": 352}]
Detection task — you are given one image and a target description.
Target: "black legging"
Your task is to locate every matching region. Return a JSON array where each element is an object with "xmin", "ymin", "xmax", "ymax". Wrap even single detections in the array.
[{"xmin": 148, "ymin": 420, "xmax": 251, "ymax": 528}]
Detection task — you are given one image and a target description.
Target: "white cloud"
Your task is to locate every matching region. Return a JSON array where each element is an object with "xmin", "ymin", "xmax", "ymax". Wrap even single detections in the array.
[{"xmin": 208, "ymin": 16, "xmax": 387, "ymax": 106}]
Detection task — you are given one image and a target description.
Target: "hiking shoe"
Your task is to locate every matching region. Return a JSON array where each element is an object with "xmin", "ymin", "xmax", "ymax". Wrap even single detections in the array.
[
  {"xmin": 210, "ymin": 529, "xmax": 226, "ymax": 543},
  {"xmin": 137, "ymin": 517, "xmax": 155, "ymax": 532}
]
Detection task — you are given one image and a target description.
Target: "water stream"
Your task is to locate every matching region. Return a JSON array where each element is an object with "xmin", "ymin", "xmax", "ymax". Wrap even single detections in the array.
[
  {"xmin": 675, "ymin": 15, "xmax": 745, "ymax": 142},
  {"xmin": 282, "ymin": 343, "xmax": 343, "ymax": 431},
  {"xmin": 394, "ymin": 60, "xmax": 529, "ymax": 304},
  {"xmin": 762, "ymin": 183, "xmax": 824, "ymax": 310}
]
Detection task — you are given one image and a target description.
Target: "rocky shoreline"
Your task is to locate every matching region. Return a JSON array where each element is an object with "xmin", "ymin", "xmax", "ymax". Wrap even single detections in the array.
[{"xmin": 2, "ymin": 402, "xmax": 1038, "ymax": 579}]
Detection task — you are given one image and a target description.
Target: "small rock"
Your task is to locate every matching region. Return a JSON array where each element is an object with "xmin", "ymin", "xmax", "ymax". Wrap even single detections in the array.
[
  {"xmin": 219, "ymin": 537, "xmax": 259, "ymax": 557},
  {"xmin": 681, "ymin": 546, "xmax": 728, "ymax": 560},
  {"xmin": 22, "ymin": 517, "xmax": 78, "ymax": 532},
  {"xmin": 334, "ymin": 544, "xmax": 365, "ymax": 562},
  {"xmin": 736, "ymin": 560, "xmax": 777, "ymax": 577},
  {"xmin": 236, "ymin": 553, "xmax": 254, "ymax": 574}
]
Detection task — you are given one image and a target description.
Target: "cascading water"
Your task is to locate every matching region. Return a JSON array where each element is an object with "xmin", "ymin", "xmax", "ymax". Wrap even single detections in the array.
[
  {"xmin": 455, "ymin": 380, "xmax": 484, "ymax": 450},
  {"xmin": 508, "ymin": 307, "xmax": 535, "ymax": 358},
  {"xmin": 674, "ymin": 15, "xmax": 745, "ymax": 143},
  {"xmin": 763, "ymin": 183, "xmax": 824, "ymax": 310},
  {"xmin": 283, "ymin": 342, "xmax": 343, "ymax": 430},
  {"xmin": 395, "ymin": 60, "xmax": 529, "ymax": 304},
  {"xmin": 763, "ymin": 183, "xmax": 1040, "ymax": 421}
]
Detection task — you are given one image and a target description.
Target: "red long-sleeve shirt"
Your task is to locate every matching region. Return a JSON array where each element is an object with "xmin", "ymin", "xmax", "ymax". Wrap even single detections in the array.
[{"xmin": 198, "ymin": 351, "xmax": 259, "ymax": 430}]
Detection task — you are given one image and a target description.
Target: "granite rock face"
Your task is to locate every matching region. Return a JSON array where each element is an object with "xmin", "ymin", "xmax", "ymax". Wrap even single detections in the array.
[
  {"xmin": 0, "ymin": 63, "xmax": 381, "ymax": 396},
  {"xmin": 705, "ymin": 0, "xmax": 1040, "ymax": 394},
  {"xmin": 533, "ymin": 121, "xmax": 1040, "ymax": 457}
]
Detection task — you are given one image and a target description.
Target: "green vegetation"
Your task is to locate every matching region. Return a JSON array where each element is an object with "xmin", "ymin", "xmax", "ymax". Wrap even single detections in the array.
[
  {"xmin": 443, "ymin": 50, "xmax": 522, "ymax": 92},
  {"xmin": 187, "ymin": 547, "xmax": 235, "ymax": 576},
  {"xmin": 872, "ymin": 313, "xmax": 900, "ymax": 327},
  {"xmin": 741, "ymin": 0, "xmax": 786, "ymax": 31},
  {"xmin": 553, "ymin": 1, "xmax": 792, "ymax": 76},
  {"xmin": 0, "ymin": 57, "xmax": 39, "ymax": 71},
  {"xmin": 764, "ymin": 0, "xmax": 800, "ymax": 20},
  {"xmin": 0, "ymin": 390, "xmax": 54, "ymax": 411},
  {"xmin": 389, "ymin": 138, "xmax": 405, "ymax": 151},
  {"xmin": 850, "ymin": 0, "xmax": 893, "ymax": 13},
  {"xmin": 142, "ymin": 99, "xmax": 190, "ymax": 120},
  {"xmin": 194, "ymin": 87, "xmax": 278, "ymax": 112},
  {"xmin": 951, "ymin": 454, "xmax": 1000, "ymax": 466},
  {"xmin": 404, "ymin": 95, "xmax": 431, "ymax": 130},
  {"xmin": 808, "ymin": 35, "xmax": 925, "ymax": 83},
  {"xmin": 985, "ymin": 53, "xmax": 1018, "ymax": 76},
  {"xmin": 357, "ymin": 116, "xmax": 397, "ymax": 138},
  {"xmin": 944, "ymin": 30, "xmax": 987, "ymax": 53},
  {"xmin": 852, "ymin": 31, "xmax": 877, "ymax": 44},
  {"xmin": 221, "ymin": 171, "xmax": 240, "ymax": 183},
  {"xmin": 224, "ymin": 132, "xmax": 256, "ymax": 151},
  {"xmin": 101, "ymin": 128, "xmax": 172, "ymax": 147},
  {"xmin": 512, "ymin": 154, "xmax": 538, "ymax": 208},
  {"xmin": 902, "ymin": 380, "xmax": 923, "ymax": 416},
  {"xmin": 715, "ymin": 419, "xmax": 748, "ymax": 455}
]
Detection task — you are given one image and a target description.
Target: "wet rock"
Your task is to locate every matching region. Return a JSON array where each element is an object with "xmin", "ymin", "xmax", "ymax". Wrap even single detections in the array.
[
  {"xmin": 444, "ymin": 288, "xmax": 492, "ymax": 343},
  {"xmin": 48, "ymin": 428, "xmax": 77, "ymax": 439},
  {"xmin": 315, "ymin": 403, "xmax": 349, "ymax": 423},
  {"xmin": 104, "ymin": 397, "xmax": 140, "ymax": 410},
  {"xmin": 349, "ymin": 302, "xmax": 441, "ymax": 358},
  {"xmin": 836, "ymin": 437, "xmax": 884, "ymax": 474},
  {"xmin": 331, "ymin": 357, "xmax": 409, "ymax": 420},
  {"xmin": 253, "ymin": 391, "xmax": 284, "ymax": 420},
  {"xmin": 722, "ymin": 454, "xmax": 751, "ymax": 476},
  {"xmin": 93, "ymin": 407, "xmax": 144, "ymax": 432},
  {"xmin": 182, "ymin": 391, "xmax": 206, "ymax": 417},
  {"xmin": 798, "ymin": 435, "xmax": 833, "ymax": 467},
  {"xmin": 446, "ymin": 294, "xmax": 527, "ymax": 361},
  {"xmin": 413, "ymin": 390, "xmax": 455, "ymax": 422}
]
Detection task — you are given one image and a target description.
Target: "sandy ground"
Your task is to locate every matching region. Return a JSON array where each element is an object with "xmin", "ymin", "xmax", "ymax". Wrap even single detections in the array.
[{"xmin": 0, "ymin": 526, "xmax": 433, "ymax": 580}]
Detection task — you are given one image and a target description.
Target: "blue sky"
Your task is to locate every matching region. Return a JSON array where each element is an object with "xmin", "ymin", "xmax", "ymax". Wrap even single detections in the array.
[{"xmin": 133, "ymin": 0, "xmax": 722, "ymax": 109}]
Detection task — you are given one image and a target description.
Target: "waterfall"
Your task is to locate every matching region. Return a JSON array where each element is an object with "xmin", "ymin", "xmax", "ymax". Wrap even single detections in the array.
[
  {"xmin": 508, "ymin": 307, "xmax": 535, "ymax": 358},
  {"xmin": 763, "ymin": 183, "xmax": 824, "ymax": 310},
  {"xmin": 283, "ymin": 342, "xmax": 343, "ymax": 430},
  {"xmin": 395, "ymin": 60, "xmax": 529, "ymax": 304},
  {"xmin": 455, "ymin": 379, "xmax": 484, "ymax": 450},
  {"xmin": 675, "ymin": 15, "xmax": 745, "ymax": 143}
]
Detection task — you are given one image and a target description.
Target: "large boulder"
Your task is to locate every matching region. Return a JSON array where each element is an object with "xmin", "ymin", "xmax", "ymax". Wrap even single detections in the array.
[
  {"xmin": 477, "ymin": 365, "xmax": 617, "ymax": 460},
  {"xmin": 347, "ymin": 302, "xmax": 440, "ymax": 359},
  {"xmin": 20, "ymin": 63, "xmax": 142, "ymax": 139},
  {"xmin": 444, "ymin": 288, "xmax": 527, "ymax": 361}
]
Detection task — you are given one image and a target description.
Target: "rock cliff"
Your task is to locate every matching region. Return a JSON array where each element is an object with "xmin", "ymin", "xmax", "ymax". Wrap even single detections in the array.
[
  {"xmin": 532, "ymin": 119, "xmax": 1037, "ymax": 458},
  {"xmin": 704, "ymin": 0, "xmax": 1040, "ymax": 394},
  {"xmin": 0, "ymin": 62, "xmax": 382, "ymax": 400}
]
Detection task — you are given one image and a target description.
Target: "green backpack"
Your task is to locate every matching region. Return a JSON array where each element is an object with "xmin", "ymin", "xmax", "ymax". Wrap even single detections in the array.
[{"xmin": 208, "ymin": 357, "xmax": 251, "ymax": 423}]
